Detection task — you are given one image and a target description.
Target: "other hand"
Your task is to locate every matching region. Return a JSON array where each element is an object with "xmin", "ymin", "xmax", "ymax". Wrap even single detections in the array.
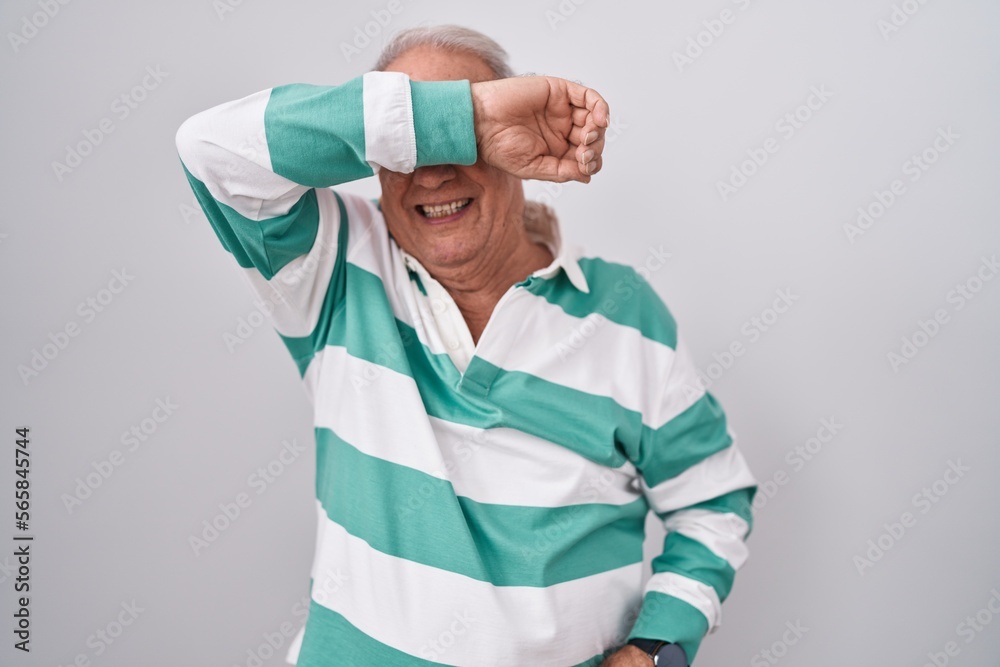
[{"xmin": 600, "ymin": 644, "xmax": 655, "ymax": 666}]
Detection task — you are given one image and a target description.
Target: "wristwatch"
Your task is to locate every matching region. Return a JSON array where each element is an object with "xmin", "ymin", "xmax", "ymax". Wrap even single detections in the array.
[{"xmin": 627, "ymin": 638, "xmax": 689, "ymax": 666}]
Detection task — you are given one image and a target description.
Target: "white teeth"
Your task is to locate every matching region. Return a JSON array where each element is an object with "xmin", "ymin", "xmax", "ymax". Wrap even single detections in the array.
[{"xmin": 420, "ymin": 198, "xmax": 471, "ymax": 218}]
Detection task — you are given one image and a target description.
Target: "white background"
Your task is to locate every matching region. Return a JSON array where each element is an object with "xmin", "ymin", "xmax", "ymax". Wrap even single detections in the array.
[{"xmin": 2, "ymin": 0, "xmax": 998, "ymax": 665}]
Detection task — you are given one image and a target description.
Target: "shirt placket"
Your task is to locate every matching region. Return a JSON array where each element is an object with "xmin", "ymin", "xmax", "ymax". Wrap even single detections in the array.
[
  {"xmin": 402, "ymin": 252, "xmax": 476, "ymax": 373},
  {"xmin": 457, "ymin": 278, "xmax": 536, "ymax": 398},
  {"xmin": 400, "ymin": 249, "xmax": 549, "ymax": 395}
]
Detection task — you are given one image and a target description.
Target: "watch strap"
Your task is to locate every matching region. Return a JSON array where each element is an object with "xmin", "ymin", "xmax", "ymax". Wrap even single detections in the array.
[{"xmin": 627, "ymin": 638, "xmax": 689, "ymax": 666}]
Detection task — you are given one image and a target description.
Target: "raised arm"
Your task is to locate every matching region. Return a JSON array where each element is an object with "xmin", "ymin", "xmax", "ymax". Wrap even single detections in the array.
[
  {"xmin": 175, "ymin": 72, "xmax": 609, "ymax": 360},
  {"xmin": 174, "ymin": 72, "xmax": 478, "ymax": 276},
  {"xmin": 174, "ymin": 71, "xmax": 484, "ymax": 371},
  {"xmin": 176, "ymin": 72, "xmax": 609, "ymax": 258},
  {"xmin": 175, "ymin": 71, "xmax": 609, "ymax": 269}
]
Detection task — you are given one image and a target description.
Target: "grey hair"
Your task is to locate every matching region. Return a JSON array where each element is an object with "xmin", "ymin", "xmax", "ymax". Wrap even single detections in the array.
[{"xmin": 373, "ymin": 24, "xmax": 514, "ymax": 80}]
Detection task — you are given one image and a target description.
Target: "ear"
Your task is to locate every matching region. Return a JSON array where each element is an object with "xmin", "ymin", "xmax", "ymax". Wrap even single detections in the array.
[{"xmin": 522, "ymin": 200, "xmax": 559, "ymax": 247}]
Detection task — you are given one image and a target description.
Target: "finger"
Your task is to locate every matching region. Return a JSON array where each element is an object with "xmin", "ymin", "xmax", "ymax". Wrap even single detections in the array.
[
  {"xmin": 571, "ymin": 104, "xmax": 610, "ymax": 134},
  {"xmin": 558, "ymin": 155, "xmax": 600, "ymax": 183},
  {"xmin": 568, "ymin": 107, "xmax": 608, "ymax": 142},
  {"xmin": 593, "ymin": 97, "xmax": 611, "ymax": 128},
  {"xmin": 571, "ymin": 106, "xmax": 591, "ymax": 127},
  {"xmin": 585, "ymin": 154, "xmax": 603, "ymax": 176},
  {"xmin": 526, "ymin": 154, "xmax": 590, "ymax": 184},
  {"xmin": 567, "ymin": 122, "xmax": 606, "ymax": 148},
  {"xmin": 563, "ymin": 79, "xmax": 611, "ymax": 128},
  {"xmin": 560, "ymin": 156, "xmax": 591, "ymax": 184},
  {"xmin": 574, "ymin": 153, "xmax": 601, "ymax": 179},
  {"xmin": 556, "ymin": 155, "xmax": 592, "ymax": 184},
  {"xmin": 576, "ymin": 132, "xmax": 606, "ymax": 165}
]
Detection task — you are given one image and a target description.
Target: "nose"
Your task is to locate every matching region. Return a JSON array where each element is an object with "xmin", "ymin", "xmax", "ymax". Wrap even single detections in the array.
[{"xmin": 411, "ymin": 164, "xmax": 457, "ymax": 190}]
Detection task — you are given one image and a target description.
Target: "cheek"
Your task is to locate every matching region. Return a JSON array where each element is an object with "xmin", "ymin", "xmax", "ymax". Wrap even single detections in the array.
[
  {"xmin": 378, "ymin": 171, "xmax": 409, "ymax": 196},
  {"xmin": 468, "ymin": 164, "xmax": 517, "ymax": 197},
  {"xmin": 483, "ymin": 175, "xmax": 523, "ymax": 212},
  {"xmin": 378, "ymin": 176, "xmax": 411, "ymax": 216}
]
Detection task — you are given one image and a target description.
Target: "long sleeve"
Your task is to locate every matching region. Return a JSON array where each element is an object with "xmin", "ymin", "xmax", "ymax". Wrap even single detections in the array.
[
  {"xmin": 624, "ymin": 322, "xmax": 758, "ymax": 664},
  {"xmin": 173, "ymin": 72, "xmax": 478, "ymax": 365}
]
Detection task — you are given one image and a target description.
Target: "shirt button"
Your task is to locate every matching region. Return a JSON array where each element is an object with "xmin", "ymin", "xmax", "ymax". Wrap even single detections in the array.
[{"xmin": 448, "ymin": 340, "xmax": 460, "ymax": 350}]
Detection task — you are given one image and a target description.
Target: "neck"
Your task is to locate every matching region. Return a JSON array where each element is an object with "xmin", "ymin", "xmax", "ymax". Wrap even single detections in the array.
[{"xmin": 430, "ymin": 227, "xmax": 554, "ymax": 344}]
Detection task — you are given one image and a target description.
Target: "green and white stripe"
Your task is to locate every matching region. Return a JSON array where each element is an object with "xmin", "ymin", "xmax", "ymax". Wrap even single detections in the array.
[{"xmin": 176, "ymin": 71, "xmax": 757, "ymax": 666}]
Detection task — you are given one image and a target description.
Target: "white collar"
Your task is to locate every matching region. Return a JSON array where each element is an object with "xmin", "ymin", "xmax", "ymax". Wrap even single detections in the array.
[{"xmin": 523, "ymin": 202, "xmax": 590, "ymax": 293}]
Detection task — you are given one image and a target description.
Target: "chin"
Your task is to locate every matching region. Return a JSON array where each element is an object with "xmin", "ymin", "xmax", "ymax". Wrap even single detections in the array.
[{"xmin": 421, "ymin": 241, "xmax": 479, "ymax": 268}]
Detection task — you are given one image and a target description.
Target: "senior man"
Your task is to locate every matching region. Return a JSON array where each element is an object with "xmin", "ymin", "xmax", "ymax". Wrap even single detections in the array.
[{"xmin": 176, "ymin": 25, "xmax": 757, "ymax": 667}]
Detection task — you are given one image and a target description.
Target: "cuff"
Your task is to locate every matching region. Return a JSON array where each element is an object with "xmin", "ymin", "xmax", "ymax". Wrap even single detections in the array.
[
  {"xmin": 410, "ymin": 79, "xmax": 478, "ymax": 167},
  {"xmin": 363, "ymin": 71, "xmax": 417, "ymax": 173},
  {"xmin": 626, "ymin": 592, "xmax": 710, "ymax": 664}
]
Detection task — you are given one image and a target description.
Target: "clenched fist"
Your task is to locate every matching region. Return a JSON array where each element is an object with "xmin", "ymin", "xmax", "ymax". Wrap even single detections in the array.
[{"xmin": 471, "ymin": 76, "xmax": 610, "ymax": 184}]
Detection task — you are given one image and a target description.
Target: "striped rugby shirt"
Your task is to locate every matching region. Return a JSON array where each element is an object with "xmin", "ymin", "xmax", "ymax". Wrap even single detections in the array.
[{"xmin": 176, "ymin": 70, "xmax": 758, "ymax": 666}]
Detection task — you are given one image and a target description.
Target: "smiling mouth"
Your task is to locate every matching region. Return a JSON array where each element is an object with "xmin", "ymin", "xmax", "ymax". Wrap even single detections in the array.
[{"xmin": 416, "ymin": 198, "xmax": 473, "ymax": 219}]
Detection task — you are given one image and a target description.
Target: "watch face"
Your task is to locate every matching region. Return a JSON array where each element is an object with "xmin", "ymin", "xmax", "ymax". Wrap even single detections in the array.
[{"xmin": 654, "ymin": 643, "xmax": 688, "ymax": 667}]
